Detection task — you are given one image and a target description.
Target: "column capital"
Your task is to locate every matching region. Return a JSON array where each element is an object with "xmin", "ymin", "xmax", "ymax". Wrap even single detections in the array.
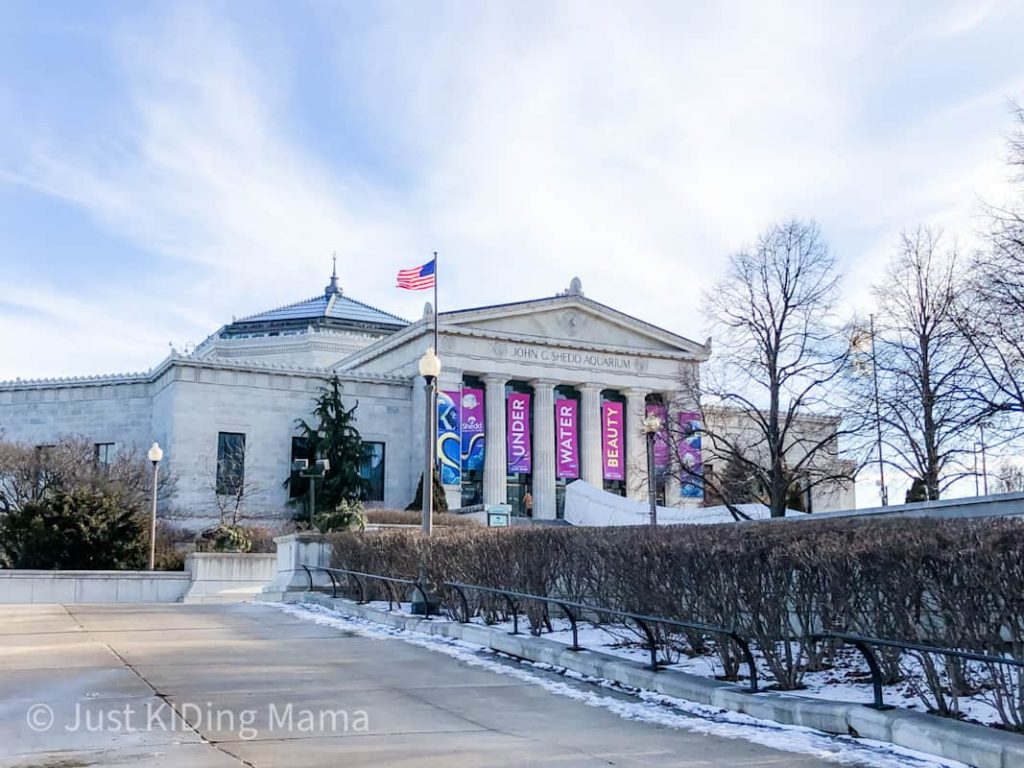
[
  {"xmin": 576, "ymin": 382, "xmax": 603, "ymax": 393},
  {"xmin": 622, "ymin": 387, "xmax": 652, "ymax": 399},
  {"xmin": 529, "ymin": 377, "xmax": 558, "ymax": 390},
  {"xmin": 481, "ymin": 373, "xmax": 508, "ymax": 385}
]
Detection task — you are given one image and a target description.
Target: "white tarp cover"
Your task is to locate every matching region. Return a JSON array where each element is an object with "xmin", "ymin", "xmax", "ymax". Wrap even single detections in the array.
[{"xmin": 563, "ymin": 480, "xmax": 778, "ymax": 526}]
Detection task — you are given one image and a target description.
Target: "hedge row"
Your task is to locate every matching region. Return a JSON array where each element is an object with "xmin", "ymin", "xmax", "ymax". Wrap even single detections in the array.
[{"xmin": 329, "ymin": 517, "xmax": 1024, "ymax": 730}]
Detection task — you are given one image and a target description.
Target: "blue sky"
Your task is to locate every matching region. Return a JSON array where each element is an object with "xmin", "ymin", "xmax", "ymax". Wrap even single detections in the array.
[{"xmin": 2, "ymin": 0, "xmax": 1022, "ymax": 388}]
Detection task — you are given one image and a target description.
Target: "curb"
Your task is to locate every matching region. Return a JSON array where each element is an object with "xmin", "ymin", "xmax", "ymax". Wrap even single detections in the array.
[{"xmin": 277, "ymin": 592, "xmax": 1024, "ymax": 768}]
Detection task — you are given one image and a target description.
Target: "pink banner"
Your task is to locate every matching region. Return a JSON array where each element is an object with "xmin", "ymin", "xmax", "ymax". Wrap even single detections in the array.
[
  {"xmin": 507, "ymin": 392, "xmax": 532, "ymax": 473},
  {"xmin": 646, "ymin": 404, "xmax": 669, "ymax": 470},
  {"xmin": 602, "ymin": 401, "xmax": 625, "ymax": 481},
  {"xmin": 555, "ymin": 399, "xmax": 579, "ymax": 479}
]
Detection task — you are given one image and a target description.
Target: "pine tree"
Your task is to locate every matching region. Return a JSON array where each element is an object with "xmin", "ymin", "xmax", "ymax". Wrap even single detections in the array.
[
  {"xmin": 291, "ymin": 377, "xmax": 369, "ymax": 518},
  {"xmin": 405, "ymin": 468, "xmax": 449, "ymax": 512}
]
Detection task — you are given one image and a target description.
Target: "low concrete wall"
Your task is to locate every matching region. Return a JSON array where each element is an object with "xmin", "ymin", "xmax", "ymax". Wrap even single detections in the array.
[
  {"xmin": 801, "ymin": 490, "xmax": 1024, "ymax": 522},
  {"xmin": 0, "ymin": 570, "xmax": 191, "ymax": 604},
  {"xmin": 260, "ymin": 533, "xmax": 332, "ymax": 600},
  {"xmin": 182, "ymin": 552, "xmax": 276, "ymax": 603},
  {"xmin": 285, "ymin": 593, "xmax": 1024, "ymax": 768}
]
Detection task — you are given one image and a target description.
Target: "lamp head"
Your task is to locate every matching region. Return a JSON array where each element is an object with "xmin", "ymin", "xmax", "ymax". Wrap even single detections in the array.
[
  {"xmin": 418, "ymin": 346, "xmax": 442, "ymax": 381},
  {"xmin": 147, "ymin": 442, "xmax": 164, "ymax": 464},
  {"xmin": 642, "ymin": 414, "xmax": 663, "ymax": 435}
]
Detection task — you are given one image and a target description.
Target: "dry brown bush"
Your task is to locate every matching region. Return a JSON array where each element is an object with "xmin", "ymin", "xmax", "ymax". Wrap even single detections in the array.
[{"xmin": 326, "ymin": 517, "xmax": 1024, "ymax": 729}]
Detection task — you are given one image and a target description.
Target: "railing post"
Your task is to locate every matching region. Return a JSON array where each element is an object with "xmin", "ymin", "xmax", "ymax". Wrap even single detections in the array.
[
  {"xmin": 851, "ymin": 638, "xmax": 892, "ymax": 710},
  {"xmin": 729, "ymin": 632, "xmax": 758, "ymax": 693},
  {"xmin": 325, "ymin": 569, "xmax": 339, "ymax": 599},
  {"xmin": 557, "ymin": 602, "xmax": 581, "ymax": 651},
  {"xmin": 501, "ymin": 593, "xmax": 520, "ymax": 635},
  {"xmin": 634, "ymin": 618, "xmax": 661, "ymax": 671},
  {"xmin": 301, "ymin": 565, "xmax": 313, "ymax": 592},
  {"xmin": 448, "ymin": 583, "xmax": 471, "ymax": 623},
  {"xmin": 414, "ymin": 580, "xmax": 432, "ymax": 620},
  {"xmin": 352, "ymin": 573, "xmax": 367, "ymax": 603}
]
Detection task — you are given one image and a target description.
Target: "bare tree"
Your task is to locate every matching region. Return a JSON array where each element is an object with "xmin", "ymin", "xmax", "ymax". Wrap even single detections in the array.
[
  {"xmin": 871, "ymin": 226, "xmax": 982, "ymax": 500},
  {"xmin": 671, "ymin": 218, "xmax": 858, "ymax": 518},
  {"xmin": 956, "ymin": 104, "xmax": 1024, "ymax": 425},
  {"xmin": 0, "ymin": 435, "xmax": 175, "ymax": 515},
  {"xmin": 995, "ymin": 462, "xmax": 1024, "ymax": 494}
]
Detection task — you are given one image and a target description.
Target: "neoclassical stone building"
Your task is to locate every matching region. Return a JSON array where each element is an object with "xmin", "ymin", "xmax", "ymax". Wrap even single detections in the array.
[{"xmin": 0, "ymin": 271, "xmax": 853, "ymax": 525}]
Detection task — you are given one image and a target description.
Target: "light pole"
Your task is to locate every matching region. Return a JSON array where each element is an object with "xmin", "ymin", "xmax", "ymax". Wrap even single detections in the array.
[
  {"xmin": 418, "ymin": 347, "xmax": 442, "ymax": 536},
  {"xmin": 642, "ymin": 413, "xmax": 662, "ymax": 527},
  {"xmin": 147, "ymin": 442, "xmax": 163, "ymax": 570},
  {"xmin": 293, "ymin": 458, "xmax": 330, "ymax": 529},
  {"xmin": 979, "ymin": 421, "xmax": 990, "ymax": 496}
]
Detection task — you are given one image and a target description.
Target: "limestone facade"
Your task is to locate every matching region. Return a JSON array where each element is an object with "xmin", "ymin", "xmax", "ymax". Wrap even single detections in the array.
[{"xmin": 0, "ymin": 276, "xmax": 854, "ymax": 526}]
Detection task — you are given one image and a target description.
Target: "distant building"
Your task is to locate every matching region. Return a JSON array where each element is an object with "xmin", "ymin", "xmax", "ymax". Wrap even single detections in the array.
[{"xmin": 0, "ymin": 270, "xmax": 854, "ymax": 526}]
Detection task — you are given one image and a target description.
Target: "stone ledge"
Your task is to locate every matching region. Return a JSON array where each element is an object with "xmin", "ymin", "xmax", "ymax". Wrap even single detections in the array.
[{"xmin": 282, "ymin": 592, "xmax": 1024, "ymax": 768}]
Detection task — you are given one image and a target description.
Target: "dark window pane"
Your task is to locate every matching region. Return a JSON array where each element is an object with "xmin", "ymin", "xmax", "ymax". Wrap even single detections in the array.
[
  {"xmin": 216, "ymin": 432, "xmax": 246, "ymax": 495},
  {"xmin": 359, "ymin": 442, "xmax": 385, "ymax": 502},
  {"xmin": 94, "ymin": 443, "xmax": 115, "ymax": 470}
]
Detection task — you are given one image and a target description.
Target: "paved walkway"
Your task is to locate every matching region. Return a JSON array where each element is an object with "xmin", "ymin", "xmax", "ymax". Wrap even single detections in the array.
[{"xmin": 0, "ymin": 603, "xmax": 841, "ymax": 767}]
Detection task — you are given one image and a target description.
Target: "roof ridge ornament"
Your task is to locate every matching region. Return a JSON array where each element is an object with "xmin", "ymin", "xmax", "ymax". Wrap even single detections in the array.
[
  {"xmin": 325, "ymin": 252, "xmax": 342, "ymax": 296},
  {"xmin": 562, "ymin": 276, "xmax": 583, "ymax": 297}
]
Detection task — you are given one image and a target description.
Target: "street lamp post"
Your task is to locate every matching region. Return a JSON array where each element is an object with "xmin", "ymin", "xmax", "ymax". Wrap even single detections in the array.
[
  {"xmin": 293, "ymin": 458, "xmax": 330, "ymax": 529},
  {"xmin": 147, "ymin": 442, "xmax": 163, "ymax": 570},
  {"xmin": 642, "ymin": 413, "xmax": 662, "ymax": 527},
  {"xmin": 418, "ymin": 347, "xmax": 442, "ymax": 536}
]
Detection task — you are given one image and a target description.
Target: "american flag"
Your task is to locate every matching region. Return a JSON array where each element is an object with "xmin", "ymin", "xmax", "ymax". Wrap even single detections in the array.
[{"xmin": 396, "ymin": 258, "xmax": 436, "ymax": 290}]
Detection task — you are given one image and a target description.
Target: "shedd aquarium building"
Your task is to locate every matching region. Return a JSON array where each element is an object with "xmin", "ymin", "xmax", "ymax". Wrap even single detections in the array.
[{"xmin": 0, "ymin": 271, "xmax": 853, "ymax": 525}]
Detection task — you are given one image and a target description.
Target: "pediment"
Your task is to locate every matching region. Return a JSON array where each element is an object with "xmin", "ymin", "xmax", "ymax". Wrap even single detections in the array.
[{"xmin": 443, "ymin": 298, "xmax": 707, "ymax": 357}]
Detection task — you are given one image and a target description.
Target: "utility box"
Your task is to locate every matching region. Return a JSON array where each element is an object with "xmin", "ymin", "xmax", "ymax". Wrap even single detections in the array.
[{"xmin": 486, "ymin": 504, "xmax": 511, "ymax": 527}]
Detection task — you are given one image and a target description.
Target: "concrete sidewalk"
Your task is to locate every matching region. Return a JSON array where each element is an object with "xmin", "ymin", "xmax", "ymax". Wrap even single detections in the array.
[{"xmin": 0, "ymin": 603, "xmax": 838, "ymax": 767}]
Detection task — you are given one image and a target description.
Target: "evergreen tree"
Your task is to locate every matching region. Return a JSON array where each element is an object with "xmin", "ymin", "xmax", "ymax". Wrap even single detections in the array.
[
  {"xmin": 405, "ymin": 468, "xmax": 449, "ymax": 512},
  {"xmin": 290, "ymin": 377, "xmax": 369, "ymax": 519}
]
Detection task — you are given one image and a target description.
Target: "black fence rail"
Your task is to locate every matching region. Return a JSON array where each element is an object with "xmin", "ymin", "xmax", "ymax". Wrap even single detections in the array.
[
  {"xmin": 304, "ymin": 565, "xmax": 431, "ymax": 614},
  {"xmin": 811, "ymin": 631, "xmax": 1024, "ymax": 710},
  {"xmin": 308, "ymin": 565, "xmax": 757, "ymax": 692}
]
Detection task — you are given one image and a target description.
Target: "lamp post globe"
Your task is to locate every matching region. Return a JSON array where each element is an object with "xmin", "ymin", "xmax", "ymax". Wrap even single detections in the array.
[
  {"xmin": 418, "ymin": 347, "xmax": 442, "ymax": 536},
  {"xmin": 146, "ymin": 442, "xmax": 163, "ymax": 570},
  {"xmin": 418, "ymin": 347, "xmax": 442, "ymax": 381}
]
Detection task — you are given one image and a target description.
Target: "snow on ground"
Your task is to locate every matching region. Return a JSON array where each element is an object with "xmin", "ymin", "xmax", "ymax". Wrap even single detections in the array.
[
  {"xmin": 267, "ymin": 601, "xmax": 971, "ymax": 768},
  {"xmin": 482, "ymin": 615, "xmax": 1006, "ymax": 727}
]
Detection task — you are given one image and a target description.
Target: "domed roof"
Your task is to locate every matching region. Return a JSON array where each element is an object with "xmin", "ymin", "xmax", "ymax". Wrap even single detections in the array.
[{"xmin": 220, "ymin": 262, "xmax": 408, "ymax": 338}]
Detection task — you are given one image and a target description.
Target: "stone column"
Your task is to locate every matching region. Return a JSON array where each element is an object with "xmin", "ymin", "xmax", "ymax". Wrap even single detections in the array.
[
  {"xmin": 483, "ymin": 374, "xmax": 508, "ymax": 505},
  {"xmin": 530, "ymin": 379, "xmax": 557, "ymax": 520},
  {"xmin": 661, "ymin": 389, "xmax": 682, "ymax": 507},
  {"xmin": 577, "ymin": 383, "xmax": 603, "ymax": 488},
  {"xmin": 624, "ymin": 388, "xmax": 650, "ymax": 501}
]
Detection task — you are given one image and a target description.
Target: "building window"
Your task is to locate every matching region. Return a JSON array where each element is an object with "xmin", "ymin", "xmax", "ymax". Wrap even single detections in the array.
[
  {"xmin": 359, "ymin": 442, "xmax": 386, "ymax": 502},
  {"xmin": 94, "ymin": 443, "xmax": 115, "ymax": 471},
  {"xmin": 216, "ymin": 432, "xmax": 246, "ymax": 495}
]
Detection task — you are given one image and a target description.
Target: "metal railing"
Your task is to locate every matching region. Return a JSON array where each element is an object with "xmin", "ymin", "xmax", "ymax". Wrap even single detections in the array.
[
  {"xmin": 810, "ymin": 631, "xmax": 1024, "ymax": 710},
  {"xmin": 307, "ymin": 565, "xmax": 432, "ymax": 616},
  {"xmin": 308, "ymin": 565, "xmax": 758, "ymax": 692},
  {"xmin": 304, "ymin": 566, "xmax": 1024, "ymax": 710}
]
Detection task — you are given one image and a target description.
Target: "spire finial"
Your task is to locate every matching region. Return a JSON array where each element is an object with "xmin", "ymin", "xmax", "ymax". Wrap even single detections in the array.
[{"xmin": 325, "ymin": 252, "xmax": 341, "ymax": 295}]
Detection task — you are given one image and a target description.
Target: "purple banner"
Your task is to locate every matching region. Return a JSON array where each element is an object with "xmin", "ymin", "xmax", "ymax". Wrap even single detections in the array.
[
  {"xmin": 507, "ymin": 392, "xmax": 532, "ymax": 473},
  {"xmin": 646, "ymin": 404, "xmax": 669, "ymax": 471},
  {"xmin": 602, "ymin": 401, "xmax": 625, "ymax": 481},
  {"xmin": 460, "ymin": 388, "xmax": 485, "ymax": 473},
  {"xmin": 555, "ymin": 399, "xmax": 579, "ymax": 479},
  {"xmin": 437, "ymin": 390, "xmax": 462, "ymax": 485},
  {"xmin": 678, "ymin": 411, "xmax": 704, "ymax": 498}
]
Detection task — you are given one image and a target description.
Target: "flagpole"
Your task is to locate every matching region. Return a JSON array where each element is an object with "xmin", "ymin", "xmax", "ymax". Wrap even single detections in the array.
[{"xmin": 433, "ymin": 250, "xmax": 439, "ymax": 353}]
